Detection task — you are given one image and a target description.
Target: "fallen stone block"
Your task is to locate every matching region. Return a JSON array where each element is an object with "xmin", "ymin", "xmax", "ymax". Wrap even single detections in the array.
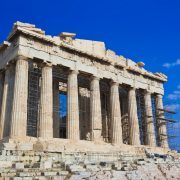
[
  {"xmin": 40, "ymin": 161, "xmax": 52, "ymax": 169},
  {"xmin": 12, "ymin": 163, "xmax": 24, "ymax": 170},
  {"xmin": 67, "ymin": 164, "xmax": 85, "ymax": 172},
  {"xmin": 51, "ymin": 176, "xmax": 66, "ymax": 180},
  {"xmin": 0, "ymin": 161, "xmax": 12, "ymax": 168},
  {"xmin": 44, "ymin": 171, "xmax": 57, "ymax": 176},
  {"xmin": 86, "ymin": 164, "xmax": 100, "ymax": 172}
]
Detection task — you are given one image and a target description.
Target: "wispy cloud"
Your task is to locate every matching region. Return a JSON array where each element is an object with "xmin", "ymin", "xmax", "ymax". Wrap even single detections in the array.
[
  {"xmin": 163, "ymin": 59, "xmax": 180, "ymax": 68},
  {"xmin": 167, "ymin": 91, "xmax": 180, "ymax": 100},
  {"xmin": 164, "ymin": 104, "xmax": 180, "ymax": 111}
]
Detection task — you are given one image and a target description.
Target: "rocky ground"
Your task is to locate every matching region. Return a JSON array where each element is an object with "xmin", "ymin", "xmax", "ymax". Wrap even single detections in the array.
[
  {"xmin": 0, "ymin": 149, "xmax": 180, "ymax": 180},
  {"xmin": 0, "ymin": 139, "xmax": 179, "ymax": 179}
]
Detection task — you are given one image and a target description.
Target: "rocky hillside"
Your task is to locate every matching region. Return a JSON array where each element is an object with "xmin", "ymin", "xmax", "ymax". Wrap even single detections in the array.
[{"xmin": 0, "ymin": 148, "xmax": 179, "ymax": 180}]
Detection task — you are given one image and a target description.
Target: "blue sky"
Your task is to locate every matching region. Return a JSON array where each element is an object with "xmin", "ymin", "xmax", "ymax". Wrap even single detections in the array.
[{"xmin": 0, "ymin": 0, "xmax": 179, "ymax": 150}]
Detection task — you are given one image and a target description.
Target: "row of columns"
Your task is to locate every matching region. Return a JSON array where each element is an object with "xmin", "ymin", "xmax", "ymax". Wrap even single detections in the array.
[{"xmin": 0, "ymin": 57, "xmax": 169, "ymax": 148}]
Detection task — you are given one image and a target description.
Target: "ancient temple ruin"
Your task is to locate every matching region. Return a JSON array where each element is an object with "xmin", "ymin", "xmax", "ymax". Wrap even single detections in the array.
[
  {"xmin": 0, "ymin": 21, "xmax": 170, "ymax": 149},
  {"xmin": 0, "ymin": 21, "xmax": 180, "ymax": 179}
]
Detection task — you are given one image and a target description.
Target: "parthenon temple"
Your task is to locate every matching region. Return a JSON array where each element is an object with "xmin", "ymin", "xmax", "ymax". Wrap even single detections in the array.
[{"xmin": 0, "ymin": 22, "xmax": 170, "ymax": 151}]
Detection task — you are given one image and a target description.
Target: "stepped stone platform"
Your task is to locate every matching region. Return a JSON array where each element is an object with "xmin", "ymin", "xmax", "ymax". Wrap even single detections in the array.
[{"xmin": 0, "ymin": 138, "xmax": 179, "ymax": 179}]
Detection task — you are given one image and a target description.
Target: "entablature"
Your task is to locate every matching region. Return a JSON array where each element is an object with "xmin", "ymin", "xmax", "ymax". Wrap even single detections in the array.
[{"xmin": 0, "ymin": 21, "xmax": 166, "ymax": 95}]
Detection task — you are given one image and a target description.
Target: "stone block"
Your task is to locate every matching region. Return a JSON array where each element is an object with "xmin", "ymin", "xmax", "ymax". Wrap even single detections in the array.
[
  {"xmin": 13, "ymin": 178, "xmax": 22, "ymax": 180},
  {"xmin": 13, "ymin": 163, "xmax": 24, "ymax": 170},
  {"xmin": 69, "ymin": 175, "xmax": 85, "ymax": 180},
  {"xmin": 112, "ymin": 162, "xmax": 122, "ymax": 170},
  {"xmin": 19, "ymin": 172, "xmax": 35, "ymax": 177},
  {"xmin": 34, "ymin": 177, "xmax": 47, "ymax": 180},
  {"xmin": 0, "ymin": 161, "xmax": 12, "ymax": 168},
  {"xmin": 67, "ymin": 164, "xmax": 85, "ymax": 172},
  {"xmin": 76, "ymin": 171, "xmax": 91, "ymax": 178},
  {"xmin": 58, "ymin": 171, "xmax": 69, "ymax": 176},
  {"xmin": 3, "ymin": 143, "xmax": 16, "ymax": 151},
  {"xmin": 86, "ymin": 164, "xmax": 100, "ymax": 172},
  {"xmin": 51, "ymin": 176, "xmax": 66, "ymax": 180},
  {"xmin": 1, "ymin": 172, "xmax": 16, "ymax": 177},
  {"xmin": 40, "ymin": 161, "xmax": 52, "ymax": 169},
  {"xmin": 22, "ymin": 178, "xmax": 33, "ymax": 180},
  {"xmin": 17, "ymin": 143, "xmax": 33, "ymax": 151},
  {"xmin": 136, "ymin": 160, "xmax": 145, "ymax": 165},
  {"xmin": 44, "ymin": 171, "xmax": 57, "ymax": 176}
]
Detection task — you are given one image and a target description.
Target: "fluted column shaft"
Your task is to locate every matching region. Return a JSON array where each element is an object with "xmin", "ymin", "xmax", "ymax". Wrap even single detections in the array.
[
  {"xmin": 110, "ymin": 82, "xmax": 123, "ymax": 144},
  {"xmin": 0, "ymin": 73, "xmax": 4, "ymax": 114},
  {"xmin": 10, "ymin": 58, "xmax": 28, "ymax": 138},
  {"xmin": 128, "ymin": 88, "xmax": 140, "ymax": 145},
  {"xmin": 0, "ymin": 73, "xmax": 4, "ymax": 138},
  {"xmin": 156, "ymin": 94, "xmax": 169, "ymax": 148},
  {"xmin": 0, "ymin": 67, "xmax": 12, "ymax": 139},
  {"xmin": 53, "ymin": 79, "xmax": 60, "ymax": 138},
  {"xmin": 90, "ymin": 76, "xmax": 102, "ymax": 141},
  {"xmin": 144, "ymin": 91, "xmax": 156, "ymax": 146},
  {"xmin": 67, "ymin": 70, "xmax": 79, "ymax": 140},
  {"xmin": 39, "ymin": 63, "xmax": 53, "ymax": 138}
]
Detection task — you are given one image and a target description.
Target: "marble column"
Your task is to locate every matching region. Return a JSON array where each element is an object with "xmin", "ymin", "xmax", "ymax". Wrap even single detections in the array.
[
  {"xmin": 53, "ymin": 79, "xmax": 60, "ymax": 138},
  {"xmin": 10, "ymin": 57, "xmax": 28, "ymax": 138},
  {"xmin": 0, "ymin": 73, "xmax": 4, "ymax": 114},
  {"xmin": 39, "ymin": 63, "xmax": 53, "ymax": 138},
  {"xmin": 0, "ymin": 66, "xmax": 14, "ymax": 139},
  {"xmin": 67, "ymin": 70, "xmax": 79, "ymax": 140},
  {"xmin": 128, "ymin": 88, "xmax": 140, "ymax": 145},
  {"xmin": 0, "ymin": 73, "xmax": 4, "ymax": 138},
  {"xmin": 144, "ymin": 91, "xmax": 156, "ymax": 146},
  {"xmin": 156, "ymin": 94, "xmax": 169, "ymax": 148},
  {"xmin": 110, "ymin": 81, "xmax": 123, "ymax": 144},
  {"xmin": 90, "ymin": 76, "xmax": 102, "ymax": 141}
]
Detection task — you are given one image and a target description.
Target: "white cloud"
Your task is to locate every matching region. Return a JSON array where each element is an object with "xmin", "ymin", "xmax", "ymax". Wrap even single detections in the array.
[
  {"xmin": 167, "ymin": 90, "xmax": 180, "ymax": 100},
  {"xmin": 163, "ymin": 59, "xmax": 180, "ymax": 68},
  {"xmin": 164, "ymin": 104, "xmax": 180, "ymax": 111}
]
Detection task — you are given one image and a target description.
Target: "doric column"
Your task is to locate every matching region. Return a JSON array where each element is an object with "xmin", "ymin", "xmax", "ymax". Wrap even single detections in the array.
[
  {"xmin": 110, "ymin": 81, "xmax": 123, "ymax": 144},
  {"xmin": 53, "ymin": 78, "xmax": 60, "ymax": 138},
  {"xmin": 67, "ymin": 70, "xmax": 79, "ymax": 140},
  {"xmin": 90, "ymin": 76, "xmax": 102, "ymax": 141},
  {"xmin": 144, "ymin": 91, "xmax": 156, "ymax": 146},
  {"xmin": 156, "ymin": 94, "xmax": 169, "ymax": 148},
  {"xmin": 10, "ymin": 57, "xmax": 28, "ymax": 138},
  {"xmin": 128, "ymin": 88, "xmax": 140, "ymax": 145},
  {"xmin": 0, "ymin": 73, "xmax": 4, "ymax": 114},
  {"xmin": 39, "ymin": 63, "xmax": 53, "ymax": 138},
  {"xmin": 0, "ymin": 72, "xmax": 4, "ymax": 138},
  {"xmin": 0, "ymin": 66, "xmax": 14, "ymax": 139}
]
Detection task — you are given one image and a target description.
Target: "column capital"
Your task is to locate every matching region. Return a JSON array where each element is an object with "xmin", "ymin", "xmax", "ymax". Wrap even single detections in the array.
[
  {"xmin": 144, "ymin": 89, "xmax": 152, "ymax": 95},
  {"xmin": 41, "ymin": 61, "xmax": 52, "ymax": 68},
  {"xmin": 91, "ymin": 75, "xmax": 100, "ymax": 81},
  {"xmin": 15, "ymin": 55, "xmax": 29, "ymax": 62},
  {"xmin": 129, "ymin": 86, "xmax": 137, "ymax": 91},
  {"xmin": 156, "ymin": 93, "xmax": 163, "ymax": 98},
  {"xmin": 69, "ymin": 69, "xmax": 79, "ymax": 75},
  {"xmin": 110, "ymin": 80, "xmax": 119, "ymax": 86}
]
